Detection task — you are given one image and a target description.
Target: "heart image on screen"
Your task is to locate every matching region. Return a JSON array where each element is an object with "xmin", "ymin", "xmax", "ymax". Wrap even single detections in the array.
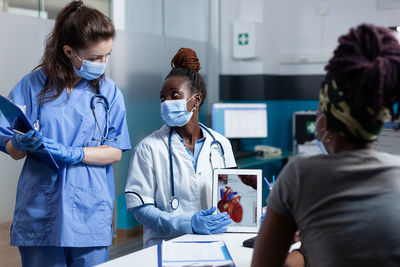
[{"xmin": 218, "ymin": 186, "xmax": 243, "ymax": 223}]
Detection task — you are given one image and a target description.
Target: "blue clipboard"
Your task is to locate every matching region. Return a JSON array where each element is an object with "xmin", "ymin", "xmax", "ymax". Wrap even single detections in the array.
[{"xmin": 0, "ymin": 95, "xmax": 60, "ymax": 175}]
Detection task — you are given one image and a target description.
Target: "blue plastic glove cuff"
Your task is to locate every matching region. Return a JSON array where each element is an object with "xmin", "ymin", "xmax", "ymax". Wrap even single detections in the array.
[
  {"xmin": 70, "ymin": 146, "xmax": 85, "ymax": 164},
  {"xmin": 39, "ymin": 137, "xmax": 85, "ymax": 164}
]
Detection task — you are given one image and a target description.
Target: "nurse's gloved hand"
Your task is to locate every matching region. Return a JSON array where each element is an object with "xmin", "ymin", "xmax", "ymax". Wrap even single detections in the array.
[
  {"xmin": 191, "ymin": 207, "xmax": 232, "ymax": 235},
  {"xmin": 11, "ymin": 130, "xmax": 43, "ymax": 152},
  {"xmin": 40, "ymin": 137, "xmax": 85, "ymax": 164}
]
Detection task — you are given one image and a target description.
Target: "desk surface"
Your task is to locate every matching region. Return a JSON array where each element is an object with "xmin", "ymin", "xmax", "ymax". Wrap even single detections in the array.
[
  {"xmin": 97, "ymin": 233, "xmax": 257, "ymax": 267},
  {"xmin": 236, "ymin": 151, "xmax": 296, "ymax": 168}
]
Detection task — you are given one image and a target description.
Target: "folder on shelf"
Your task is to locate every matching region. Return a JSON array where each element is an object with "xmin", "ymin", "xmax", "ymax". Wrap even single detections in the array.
[
  {"xmin": 157, "ymin": 240, "xmax": 235, "ymax": 267},
  {"xmin": 0, "ymin": 95, "xmax": 60, "ymax": 174}
]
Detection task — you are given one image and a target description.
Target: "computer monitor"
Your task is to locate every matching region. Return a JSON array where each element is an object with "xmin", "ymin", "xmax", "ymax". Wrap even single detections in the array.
[
  {"xmin": 292, "ymin": 111, "xmax": 317, "ymax": 151},
  {"xmin": 211, "ymin": 103, "xmax": 268, "ymax": 139},
  {"xmin": 374, "ymin": 122, "xmax": 400, "ymax": 155},
  {"xmin": 212, "ymin": 103, "xmax": 267, "ymax": 158}
]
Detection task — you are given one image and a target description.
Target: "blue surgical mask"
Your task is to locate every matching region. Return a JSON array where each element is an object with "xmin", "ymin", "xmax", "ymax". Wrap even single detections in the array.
[
  {"xmin": 315, "ymin": 136, "xmax": 328, "ymax": 155},
  {"xmin": 73, "ymin": 50, "xmax": 107, "ymax": 80},
  {"xmin": 160, "ymin": 94, "xmax": 197, "ymax": 127},
  {"xmin": 315, "ymin": 113, "xmax": 328, "ymax": 154}
]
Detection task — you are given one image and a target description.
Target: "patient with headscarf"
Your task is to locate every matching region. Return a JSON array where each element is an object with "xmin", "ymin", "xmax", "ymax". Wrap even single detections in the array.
[{"xmin": 251, "ymin": 23, "xmax": 400, "ymax": 267}]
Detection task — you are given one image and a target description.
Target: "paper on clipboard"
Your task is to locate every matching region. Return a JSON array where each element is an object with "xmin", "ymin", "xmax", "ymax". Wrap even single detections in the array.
[
  {"xmin": 158, "ymin": 240, "xmax": 235, "ymax": 267},
  {"xmin": 0, "ymin": 95, "xmax": 60, "ymax": 174},
  {"xmin": 213, "ymin": 168, "xmax": 262, "ymax": 233}
]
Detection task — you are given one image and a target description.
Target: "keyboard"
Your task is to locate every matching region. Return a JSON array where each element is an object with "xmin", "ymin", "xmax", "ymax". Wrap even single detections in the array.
[
  {"xmin": 234, "ymin": 150, "xmax": 262, "ymax": 159},
  {"xmin": 243, "ymin": 235, "xmax": 257, "ymax": 248}
]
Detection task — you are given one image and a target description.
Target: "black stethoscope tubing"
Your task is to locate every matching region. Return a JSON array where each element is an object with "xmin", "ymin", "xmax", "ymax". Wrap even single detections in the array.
[
  {"xmin": 90, "ymin": 94, "xmax": 115, "ymax": 142},
  {"xmin": 168, "ymin": 123, "xmax": 226, "ymax": 210},
  {"xmin": 36, "ymin": 82, "xmax": 114, "ymax": 142}
]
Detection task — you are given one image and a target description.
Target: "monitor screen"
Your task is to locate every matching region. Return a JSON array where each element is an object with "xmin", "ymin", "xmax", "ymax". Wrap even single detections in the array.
[
  {"xmin": 374, "ymin": 122, "xmax": 400, "ymax": 155},
  {"xmin": 293, "ymin": 111, "xmax": 319, "ymax": 154},
  {"xmin": 293, "ymin": 111, "xmax": 317, "ymax": 145},
  {"xmin": 212, "ymin": 103, "xmax": 267, "ymax": 138}
]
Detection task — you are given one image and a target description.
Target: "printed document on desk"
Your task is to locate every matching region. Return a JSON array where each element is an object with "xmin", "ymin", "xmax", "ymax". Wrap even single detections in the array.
[
  {"xmin": 158, "ymin": 240, "xmax": 235, "ymax": 267},
  {"xmin": 0, "ymin": 95, "xmax": 60, "ymax": 174}
]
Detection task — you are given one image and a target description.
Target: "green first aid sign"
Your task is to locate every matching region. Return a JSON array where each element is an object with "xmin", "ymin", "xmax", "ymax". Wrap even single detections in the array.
[
  {"xmin": 306, "ymin": 121, "xmax": 316, "ymax": 134},
  {"xmin": 238, "ymin": 33, "xmax": 249, "ymax": 45}
]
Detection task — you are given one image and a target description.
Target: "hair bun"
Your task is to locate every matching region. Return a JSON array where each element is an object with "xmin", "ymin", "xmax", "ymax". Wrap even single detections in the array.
[{"xmin": 171, "ymin": 48, "xmax": 201, "ymax": 72}]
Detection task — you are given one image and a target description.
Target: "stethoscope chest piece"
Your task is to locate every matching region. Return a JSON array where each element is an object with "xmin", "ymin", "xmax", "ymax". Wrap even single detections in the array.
[
  {"xmin": 167, "ymin": 123, "xmax": 225, "ymax": 211},
  {"xmin": 170, "ymin": 197, "xmax": 179, "ymax": 210}
]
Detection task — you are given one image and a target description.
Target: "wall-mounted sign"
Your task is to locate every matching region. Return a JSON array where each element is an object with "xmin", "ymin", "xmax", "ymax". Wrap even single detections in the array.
[{"xmin": 233, "ymin": 21, "xmax": 257, "ymax": 59}]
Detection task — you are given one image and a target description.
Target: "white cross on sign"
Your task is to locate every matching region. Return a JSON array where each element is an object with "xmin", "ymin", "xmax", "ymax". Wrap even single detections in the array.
[
  {"xmin": 306, "ymin": 121, "xmax": 316, "ymax": 134},
  {"xmin": 238, "ymin": 33, "xmax": 249, "ymax": 45}
]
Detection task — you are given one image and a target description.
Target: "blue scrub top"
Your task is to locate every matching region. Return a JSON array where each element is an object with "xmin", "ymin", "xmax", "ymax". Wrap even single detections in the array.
[{"xmin": 0, "ymin": 69, "xmax": 131, "ymax": 247}]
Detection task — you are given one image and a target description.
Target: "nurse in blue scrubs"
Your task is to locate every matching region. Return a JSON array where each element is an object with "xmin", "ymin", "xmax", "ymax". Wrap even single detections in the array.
[{"xmin": 0, "ymin": 1, "xmax": 131, "ymax": 266}]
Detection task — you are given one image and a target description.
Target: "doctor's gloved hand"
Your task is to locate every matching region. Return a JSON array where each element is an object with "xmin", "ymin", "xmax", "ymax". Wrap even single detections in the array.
[
  {"xmin": 11, "ymin": 130, "xmax": 43, "ymax": 152},
  {"xmin": 38, "ymin": 137, "xmax": 85, "ymax": 164},
  {"xmin": 191, "ymin": 207, "xmax": 232, "ymax": 235}
]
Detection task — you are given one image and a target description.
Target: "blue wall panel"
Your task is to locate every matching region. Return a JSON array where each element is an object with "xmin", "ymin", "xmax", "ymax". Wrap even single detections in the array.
[{"xmin": 240, "ymin": 100, "xmax": 318, "ymax": 152}]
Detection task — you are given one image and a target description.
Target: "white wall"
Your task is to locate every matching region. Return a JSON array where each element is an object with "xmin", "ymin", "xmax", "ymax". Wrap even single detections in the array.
[
  {"xmin": 220, "ymin": 0, "xmax": 400, "ymax": 75},
  {"xmin": 124, "ymin": 0, "xmax": 209, "ymax": 41},
  {"xmin": 0, "ymin": 12, "xmax": 53, "ymax": 223}
]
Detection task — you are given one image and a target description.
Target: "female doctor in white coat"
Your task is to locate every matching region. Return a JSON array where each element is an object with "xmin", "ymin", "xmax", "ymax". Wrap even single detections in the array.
[{"xmin": 125, "ymin": 48, "xmax": 236, "ymax": 247}]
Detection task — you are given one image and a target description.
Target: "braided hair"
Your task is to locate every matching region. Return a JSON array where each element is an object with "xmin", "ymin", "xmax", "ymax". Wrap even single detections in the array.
[
  {"xmin": 166, "ymin": 48, "xmax": 207, "ymax": 106},
  {"xmin": 325, "ymin": 24, "xmax": 400, "ymax": 122}
]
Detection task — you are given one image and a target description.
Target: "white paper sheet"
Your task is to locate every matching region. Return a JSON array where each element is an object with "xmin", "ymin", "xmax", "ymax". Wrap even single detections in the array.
[{"xmin": 161, "ymin": 240, "xmax": 234, "ymax": 267}]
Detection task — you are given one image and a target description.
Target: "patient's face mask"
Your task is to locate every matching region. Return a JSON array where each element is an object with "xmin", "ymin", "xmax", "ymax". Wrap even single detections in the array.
[
  {"xmin": 73, "ymin": 50, "xmax": 107, "ymax": 80},
  {"xmin": 315, "ymin": 131, "xmax": 328, "ymax": 155},
  {"xmin": 315, "ymin": 111, "xmax": 328, "ymax": 155},
  {"xmin": 160, "ymin": 93, "xmax": 198, "ymax": 127}
]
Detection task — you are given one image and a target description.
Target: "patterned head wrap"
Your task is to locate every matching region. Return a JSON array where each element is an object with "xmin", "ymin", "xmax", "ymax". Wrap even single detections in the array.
[{"xmin": 319, "ymin": 74, "xmax": 389, "ymax": 142}]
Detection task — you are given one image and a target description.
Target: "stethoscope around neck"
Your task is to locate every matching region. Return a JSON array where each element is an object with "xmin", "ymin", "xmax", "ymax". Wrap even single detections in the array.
[
  {"xmin": 168, "ymin": 123, "xmax": 226, "ymax": 210},
  {"xmin": 35, "ymin": 82, "xmax": 115, "ymax": 142},
  {"xmin": 90, "ymin": 94, "xmax": 116, "ymax": 142}
]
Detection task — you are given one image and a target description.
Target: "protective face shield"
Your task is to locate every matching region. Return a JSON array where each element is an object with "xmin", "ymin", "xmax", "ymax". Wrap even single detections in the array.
[
  {"xmin": 73, "ymin": 50, "xmax": 107, "ymax": 80},
  {"xmin": 160, "ymin": 93, "xmax": 198, "ymax": 127}
]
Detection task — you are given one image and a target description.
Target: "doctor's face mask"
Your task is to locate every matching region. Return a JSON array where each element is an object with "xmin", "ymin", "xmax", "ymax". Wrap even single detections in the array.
[{"xmin": 160, "ymin": 93, "xmax": 198, "ymax": 127}]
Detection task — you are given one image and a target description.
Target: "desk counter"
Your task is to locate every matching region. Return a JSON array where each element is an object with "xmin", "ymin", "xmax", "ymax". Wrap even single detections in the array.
[
  {"xmin": 236, "ymin": 151, "xmax": 297, "ymax": 169},
  {"xmin": 97, "ymin": 233, "xmax": 257, "ymax": 267}
]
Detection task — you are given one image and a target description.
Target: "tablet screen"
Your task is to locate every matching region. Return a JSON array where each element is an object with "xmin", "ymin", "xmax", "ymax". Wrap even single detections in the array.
[{"xmin": 213, "ymin": 168, "xmax": 262, "ymax": 232}]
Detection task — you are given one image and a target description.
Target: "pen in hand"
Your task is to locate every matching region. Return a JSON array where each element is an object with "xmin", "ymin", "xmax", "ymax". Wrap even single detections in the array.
[{"xmin": 8, "ymin": 127, "xmax": 40, "ymax": 142}]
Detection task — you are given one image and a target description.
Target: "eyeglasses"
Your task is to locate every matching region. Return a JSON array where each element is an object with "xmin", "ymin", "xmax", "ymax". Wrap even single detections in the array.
[{"xmin": 73, "ymin": 49, "xmax": 111, "ymax": 63}]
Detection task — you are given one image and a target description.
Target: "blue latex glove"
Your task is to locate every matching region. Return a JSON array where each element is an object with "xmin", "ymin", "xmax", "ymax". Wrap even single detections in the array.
[
  {"xmin": 191, "ymin": 207, "xmax": 232, "ymax": 235},
  {"xmin": 38, "ymin": 137, "xmax": 85, "ymax": 164},
  {"xmin": 11, "ymin": 130, "xmax": 43, "ymax": 152}
]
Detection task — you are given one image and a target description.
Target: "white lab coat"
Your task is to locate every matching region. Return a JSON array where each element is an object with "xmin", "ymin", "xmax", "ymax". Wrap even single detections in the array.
[{"xmin": 125, "ymin": 124, "xmax": 236, "ymax": 245}]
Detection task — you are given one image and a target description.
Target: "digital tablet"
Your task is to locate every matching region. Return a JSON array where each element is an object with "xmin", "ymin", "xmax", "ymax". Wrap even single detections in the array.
[{"xmin": 212, "ymin": 168, "xmax": 262, "ymax": 233}]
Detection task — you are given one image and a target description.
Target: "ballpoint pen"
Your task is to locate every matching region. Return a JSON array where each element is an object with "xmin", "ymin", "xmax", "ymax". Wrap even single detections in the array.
[
  {"xmin": 7, "ymin": 127, "xmax": 40, "ymax": 141},
  {"xmin": 263, "ymin": 177, "xmax": 272, "ymax": 190},
  {"xmin": 272, "ymin": 175, "xmax": 275, "ymax": 185}
]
